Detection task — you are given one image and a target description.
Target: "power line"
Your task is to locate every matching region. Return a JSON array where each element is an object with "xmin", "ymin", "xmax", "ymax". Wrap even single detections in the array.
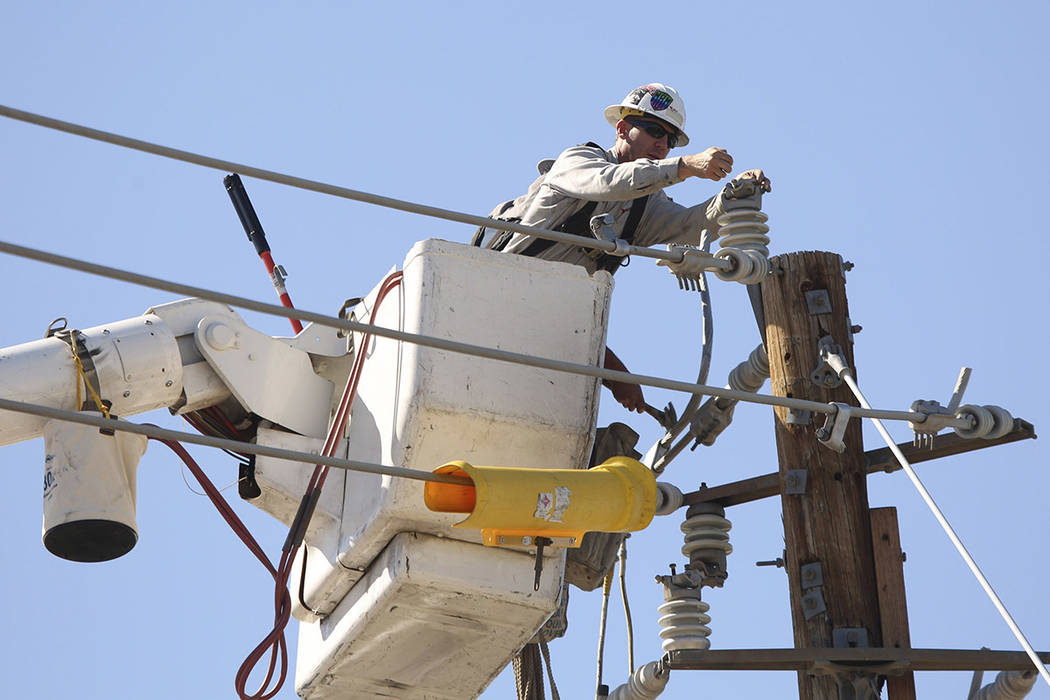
[
  {"xmin": 0, "ymin": 236, "xmax": 966, "ymax": 429},
  {"xmin": 0, "ymin": 103, "xmax": 701, "ymax": 266},
  {"xmin": 837, "ymin": 370, "xmax": 1050, "ymax": 688},
  {"xmin": 0, "ymin": 396, "xmax": 469, "ymax": 486}
]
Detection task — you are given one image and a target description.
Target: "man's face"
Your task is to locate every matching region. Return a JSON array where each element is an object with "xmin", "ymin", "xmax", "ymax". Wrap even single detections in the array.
[{"xmin": 617, "ymin": 117, "xmax": 677, "ymax": 161}]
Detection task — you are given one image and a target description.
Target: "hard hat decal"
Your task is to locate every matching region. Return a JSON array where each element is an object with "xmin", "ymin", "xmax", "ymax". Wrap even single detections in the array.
[
  {"xmin": 606, "ymin": 83, "xmax": 689, "ymax": 146},
  {"xmin": 647, "ymin": 89, "xmax": 673, "ymax": 111},
  {"xmin": 533, "ymin": 486, "xmax": 571, "ymax": 523},
  {"xmin": 626, "ymin": 88, "xmax": 648, "ymax": 106},
  {"xmin": 629, "ymin": 85, "xmax": 674, "ymax": 111}
]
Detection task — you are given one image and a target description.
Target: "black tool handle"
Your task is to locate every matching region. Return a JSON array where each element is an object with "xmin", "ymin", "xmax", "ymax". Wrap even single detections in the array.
[{"xmin": 223, "ymin": 173, "xmax": 269, "ymax": 255}]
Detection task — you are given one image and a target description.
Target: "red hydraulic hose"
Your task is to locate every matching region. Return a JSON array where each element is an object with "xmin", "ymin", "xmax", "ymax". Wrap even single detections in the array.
[
  {"xmin": 154, "ymin": 270, "xmax": 404, "ymax": 700},
  {"xmin": 238, "ymin": 270, "xmax": 403, "ymax": 700}
]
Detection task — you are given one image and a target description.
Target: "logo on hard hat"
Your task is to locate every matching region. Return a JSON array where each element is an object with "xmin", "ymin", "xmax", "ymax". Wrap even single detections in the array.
[
  {"xmin": 626, "ymin": 88, "xmax": 647, "ymax": 106},
  {"xmin": 644, "ymin": 86, "xmax": 673, "ymax": 111}
]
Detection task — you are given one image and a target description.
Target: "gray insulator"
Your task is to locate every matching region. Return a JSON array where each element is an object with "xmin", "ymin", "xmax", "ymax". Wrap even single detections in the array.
[
  {"xmin": 689, "ymin": 344, "xmax": 768, "ymax": 448},
  {"xmin": 657, "ymin": 597, "xmax": 711, "ymax": 652},
  {"xmin": 716, "ymin": 209, "xmax": 770, "ymax": 255},
  {"xmin": 689, "ymin": 396, "xmax": 736, "ymax": 447},
  {"xmin": 985, "ymin": 405, "xmax": 1015, "ymax": 439},
  {"xmin": 656, "ymin": 568, "xmax": 711, "ymax": 652},
  {"xmin": 608, "ymin": 661, "xmax": 670, "ymax": 700},
  {"xmin": 727, "ymin": 344, "xmax": 770, "ymax": 394},
  {"xmin": 954, "ymin": 404, "xmax": 1013, "ymax": 440},
  {"xmin": 971, "ymin": 670, "xmax": 1038, "ymax": 700},
  {"xmin": 681, "ymin": 503, "xmax": 732, "ymax": 587},
  {"xmin": 714, "ymin": 208, "xmax": 771, "ymax": 284},
  {"xmin": 654, "ymin": 482, "xmax": 684, "ymax": 516}
]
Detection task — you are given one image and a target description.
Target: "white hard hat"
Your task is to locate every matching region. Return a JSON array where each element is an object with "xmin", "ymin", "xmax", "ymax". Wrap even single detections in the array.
[{"xmin": 604, "ymin": 83, "xmax": 690, "ymax": 147}]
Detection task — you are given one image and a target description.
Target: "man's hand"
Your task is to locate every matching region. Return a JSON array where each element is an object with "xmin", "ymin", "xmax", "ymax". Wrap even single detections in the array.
[
  {"xmin": 678, "ymin": 147, "xmax": 734, "ymax": 181},
  {"xmin": 604, "ymin": 378, "xmax": 645, "ymax": 413},
  {"xmin": 733, "ymin": 168, "xmax": 772, "ymax": 193},
  {"xmin": 602, "ymin": 347, "xmax": 645, "ymax": 413}
]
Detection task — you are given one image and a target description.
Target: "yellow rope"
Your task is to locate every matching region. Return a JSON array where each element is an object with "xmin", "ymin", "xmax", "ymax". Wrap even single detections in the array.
[{"xmin": 62, "ymin": 333, "xmax": 110, "ymax": 418}]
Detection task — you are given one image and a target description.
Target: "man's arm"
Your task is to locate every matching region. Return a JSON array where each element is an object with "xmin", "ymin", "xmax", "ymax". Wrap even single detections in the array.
[
  {"xmin": 635, "ymin": 168, "xmax": 773, "ymax": 248},
  {"xmin": 602, "ymin": 346, "xmax": 645, "ymax": 413},
  {"xmin": 545, "ymin": 145, "xmax": 683, "ymax": 202}
]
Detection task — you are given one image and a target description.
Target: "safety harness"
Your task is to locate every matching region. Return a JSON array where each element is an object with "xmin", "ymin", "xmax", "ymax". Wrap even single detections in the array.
[{"xmin": 475, "ymin": 143, "xmax": 650, "ymax": 274}]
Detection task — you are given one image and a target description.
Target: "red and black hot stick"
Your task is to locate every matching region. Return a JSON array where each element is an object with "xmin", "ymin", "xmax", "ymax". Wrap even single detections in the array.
[{"xmin": 223, "ymin": 173, "xmax": 303, "ymax": 334}]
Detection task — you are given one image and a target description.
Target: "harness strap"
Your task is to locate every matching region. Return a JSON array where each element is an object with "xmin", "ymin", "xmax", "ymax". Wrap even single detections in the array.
[
  {"xmin": 595, "ymin": 194, "xmax": 648, "ymax": 273},
  {"xmin": 489, "ymin": 143, "xmax": 652, "ymax": 272},
  {"xmin": 519, "ymin": 200, "xmax": 598, "ymax": 257}
]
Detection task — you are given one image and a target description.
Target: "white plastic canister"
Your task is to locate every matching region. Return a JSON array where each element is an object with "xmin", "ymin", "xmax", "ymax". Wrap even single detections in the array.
[{"xmin": 42, "ymin": 416, "xmax": 148, "ymax": 562}]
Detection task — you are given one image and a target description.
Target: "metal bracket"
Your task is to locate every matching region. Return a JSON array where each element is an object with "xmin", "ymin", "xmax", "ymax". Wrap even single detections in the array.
[
  {"xmin": 786, "ymin": 407, "xmax": 813, "ymax": 425},
  {"xmin": 589, "ymin": 213, "xmax": 616, "ymax": 242},
  {"xmin": 784, "ymin": 469, "xmax": 808, "ymax": 495},
  {"xmin": 805, "ymin": 289, "xmax": 832, "ymax": 315},
  {"xmin": 800, "ymin": 562, "xmax": 823, "ymax": 589},
  {"xmin": 801, "ymin": 588, "xmax": 827, "ymax": 620},
  {"xmin": 816, "ymin": 402, "xmax": 853, "ymax": 453},
  {"xmin": 810, "ymin": 336, "xmax": 846, "ymax": 388},
  {"xmin": 722, "ymin": 177, "xmax": 765, "ymax": 207},
  {"xmin": 270, "ymin": 263, "xmax": 288, "ymax": 288},
  {"xmin": 833, "ymin": 627, "xmax": 870, "ymax": 649}
]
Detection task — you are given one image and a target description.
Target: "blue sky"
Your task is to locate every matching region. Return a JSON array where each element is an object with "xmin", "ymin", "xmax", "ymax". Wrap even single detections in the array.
[{"xmin": 1, "ymin": 2, "xmax": 1047, "ymax": 699}]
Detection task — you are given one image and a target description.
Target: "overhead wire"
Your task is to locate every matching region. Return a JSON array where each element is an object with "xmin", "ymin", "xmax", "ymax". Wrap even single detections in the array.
[
  {"xmin": 5, "ymin": 101, "xmax": 1042, "ymax": 689},
  {"xmin": 837, "ymin": 371, "xmax": 1050, "ymax": 688},
  {"xmin": 287, "ymin": 270, "xmax": 404, "ymax": 622},
  {"xmin": 0, "ymin": 396, "xmax": 471, "ymax": 486},
  {"xmin": 0, "ymin": 104, "xmax": 707, "ymax": 267},
  {"xmin": 0, "ymin": 237, "xmax": 973, "ymax": 430}
]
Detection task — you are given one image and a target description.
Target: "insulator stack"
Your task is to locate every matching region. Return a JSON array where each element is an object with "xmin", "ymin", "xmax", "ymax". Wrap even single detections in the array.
[
  {"xmin": 656, "ymin": 568, "xmax": 711, "ymax": 652},
  {"xmin": 608, "ymin": 661, "xmax": 670, "ymax": 700},
  {"xmin": 727, "ymin": 344, "xmax": 770, "ymax": 394},
  {"xmin": 714, "ymin": 178, "xmax": 770, "ymax": 285},
  {"xmin": 680, "ymin": 503, "xmax": 732, "ymax": 587},
  {"xmin": 954, "ymin": 404, "xmax": 1014, "ymax": 440},
  {"xmin": 971, "ymin": 670, "xmax": 1037, "ymax": 700}
]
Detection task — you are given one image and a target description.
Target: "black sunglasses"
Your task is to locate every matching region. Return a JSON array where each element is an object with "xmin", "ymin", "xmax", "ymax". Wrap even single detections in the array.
[{"xmin": 625, "ymin": 116, "xmax": 679, "ymax": 149}]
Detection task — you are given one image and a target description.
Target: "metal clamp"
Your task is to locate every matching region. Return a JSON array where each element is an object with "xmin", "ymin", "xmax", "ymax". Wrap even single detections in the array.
[
  {"xmin": 590, "ymin": 213, "xmax": 630, "ymax": 259},
  {"xmin": 815, "ymin": 402, "xmax": 853, "ymax": 453},
  {"xmin": 810, "ymin": 336, "xmax": 850, "ymax": 388},
  {"xmin": 909, "ymin": 399, "xmax": 956, "ymax": 448},
  {"xmin": 658, "ymin": 244, "xmax": 719, "ymax": 291}
]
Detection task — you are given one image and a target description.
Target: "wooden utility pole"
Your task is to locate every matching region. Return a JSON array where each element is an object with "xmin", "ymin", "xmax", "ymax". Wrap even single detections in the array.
[
  {"xmin": 871, "ymin": 507, "xmax": 917, "ymax": 699},
  {"xmin": 761, "ymin": 251, "xmax": 884, "ymax": 699}
]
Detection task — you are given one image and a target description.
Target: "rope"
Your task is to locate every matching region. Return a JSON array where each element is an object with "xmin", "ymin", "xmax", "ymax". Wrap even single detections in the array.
[
  {"xmin": 595, "ymin": 568, "xmax": 615, "ymax": 697},
  {"xmin": 59, "ymin": 332, "xmax": 110, "ymax": 418},
  {"xmin": 837, "ymin": 371, "xmax": 1050, "ymax": 689},
  {"xmin": 0, "ymin": 237, "xmax": 970, "ymax": 429},
  {"xmin": 618, "ymin": 540, "xmax": 635, "ymax": 675},
  {"xmin": 513, "ymin": 643, "xmax": 546, "ymax": 700},
  {"xmin": 0, "ymin": 104, "xmax": 688, "ymax": 266},
  {"xmin": 538, "ymin": 635, "xmax": 561, "ymax": 700}
]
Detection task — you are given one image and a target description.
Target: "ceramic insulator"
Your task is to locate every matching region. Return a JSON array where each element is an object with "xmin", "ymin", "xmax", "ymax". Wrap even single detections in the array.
[{"xmin": 657, "ymin": 596, "xmax": 712, "ymax": 652}]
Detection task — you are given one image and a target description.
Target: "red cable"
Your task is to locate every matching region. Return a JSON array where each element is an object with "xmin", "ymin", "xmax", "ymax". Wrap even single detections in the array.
[{"xmin": 154, "ymin": 270, "xmax": 404, "ymax": 700}]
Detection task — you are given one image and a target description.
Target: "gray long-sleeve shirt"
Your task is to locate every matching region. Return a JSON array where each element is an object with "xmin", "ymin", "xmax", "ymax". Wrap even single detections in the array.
[{"xmin": 486, "ymin": 144, "xmax": 727, "ymax": 273}]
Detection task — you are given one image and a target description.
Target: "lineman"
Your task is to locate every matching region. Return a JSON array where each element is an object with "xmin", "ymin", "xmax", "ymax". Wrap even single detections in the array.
[{"xmin": 476, "ymin": 83, "xmax": 771, "ymax": 412}]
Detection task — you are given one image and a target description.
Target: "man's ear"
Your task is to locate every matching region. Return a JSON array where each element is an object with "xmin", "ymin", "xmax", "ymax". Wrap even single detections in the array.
[{"xmin": 615, "ymin": 120, "xmax": 631, "ymax": 140}]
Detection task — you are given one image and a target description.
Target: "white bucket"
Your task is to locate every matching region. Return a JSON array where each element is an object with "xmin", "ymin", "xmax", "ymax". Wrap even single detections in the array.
[{"xmin": 42, "ymin": 416, "xmax": 148, "ymax": 562}]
